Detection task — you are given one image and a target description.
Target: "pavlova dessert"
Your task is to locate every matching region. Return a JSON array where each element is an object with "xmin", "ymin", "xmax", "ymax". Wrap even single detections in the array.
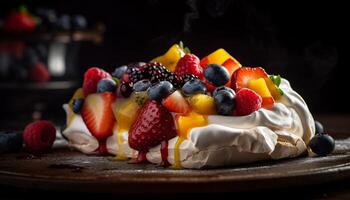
[{"xmin": 62, "ymin": 43, "xmax": 317, "ymax": 169}]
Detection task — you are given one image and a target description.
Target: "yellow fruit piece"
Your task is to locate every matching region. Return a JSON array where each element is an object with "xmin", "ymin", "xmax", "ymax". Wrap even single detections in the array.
[
  {"xmin": 68, "ymin": 88, "xmax": 84, "ymax": 108},
  {"xmin": 264, "ymin": 77, "xmax": 282, "ymax": 100},
  {"xmin": 152, "ymin": 44, "xmax": 185, "ymax": 71},
  {"xmin": 248, "ymin": 78, "xmax": 272, "ymax": 98},
  {"xmin": 188, "ymin": 94, "xmax": 216, "ymax": 115},
  {"xmin": 206, "ymin": 48, "xmax": 234, "ymax": 65},
  {"xmin": 176, "ymin": 112, "xmax": 208, "ymax": 138},
  {"xmin": 113, "ymin": 99, "xmax": 140, "ymax": 132}
]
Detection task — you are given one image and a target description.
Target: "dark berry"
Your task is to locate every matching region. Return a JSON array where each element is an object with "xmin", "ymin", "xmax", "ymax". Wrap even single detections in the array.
[
  {"xmin": 166, "ymin": 73, "xmax": 182, "ymax": 89},
  {"xmin": 97, "ymin": 78, "xmax": 116, "ymax": 93},
  {"xmin": 141, "ymin": 62, "xmax": 170, "ymax": 83},
  {"xmin": 120, "ymin": 81, "xmax": 133, "ymax": 97},
  {"xmin": 204, "ymin": 64, "xmax": 230, "ymax": 86},
  {"xmin": 127, "ymin": 62, "xmax": 146, "ymax": 68},
  {"xmin": 182, "ymin": 79, "xmax": 207, "ymax": 96},
  {"xmin": 315, "ymin": 121, "xmax": 324, "ymax": 134},
  {"xmin": 148, "ymin": 81, "xmax": 174, "ymax": 101},
  {"xmin": 71, "ymin": 15, "xmax": 87, "ymax": 30},
  {"xmin": 309, "ymin": 133, "xmax": 335, "ymax": 156},
  {"xmin": 214, "ymin": 90, "xmax": 236, "ymax": 115},
  {"xmin": 55, "ymin": 14, "xmax": 71, "ymax": 30},
  {"xmin": 112, "ymin": 65, "xmax": 128, "ymax": 79},
  {"xmin": 72, "ymin": 98, "xmax": 84, "ymax": 114},
  {"xmin": 133, "ymin": 79, "xmax": 151, "ymax": 92},
  {"xmin": 0, "ymin": 131, "xmax": 23, "ymax": 153},
  {"xmin": 127, "ymin": 67, "xmax": 144, "ymax": 83},
  {"xmin": 181, "ymin": 74, "xmax": 199, "ymax": 85},
  {"xmin": 213, "ymin": 86, "xmax": 235, "ymax": 97}
]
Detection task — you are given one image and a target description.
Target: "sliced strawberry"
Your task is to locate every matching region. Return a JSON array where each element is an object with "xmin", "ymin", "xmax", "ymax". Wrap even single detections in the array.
[
  {"xmin": 162, "ymin": 90, "xmax": 190, "ymax": 114},
  {"xmin": 129, "ymin": 100, "xmax": 177, "ymax": 152},
  {"xmin": 222, "ymin": 58, "xmax": 241, "ymax": 75},
  {"xmin": 83, "ymin": 67, "xmax": 112, "ymax": 96},
  {"xmin": 262, "ymin": 97, "xmax": 275, "ymax": 109},
  {"xmin": 230, "ymin": 67, "xmax": 268, "ymax": 92},
  {"xmin": 200, "ymin": 56, "xmax": 209, "ymax": 68},
  {"xmin": 175, "ymin": 54, "xmax": 203, "ymax": 79},
  {"xmin": 81, "ymin": 92, "xmax": 116, "ymax": 141}
]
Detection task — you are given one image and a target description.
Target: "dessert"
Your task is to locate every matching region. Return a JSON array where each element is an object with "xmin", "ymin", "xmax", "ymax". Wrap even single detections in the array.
[{"xmin": 62, "ymin": 43, "xmax": 316, "ymax": 169}]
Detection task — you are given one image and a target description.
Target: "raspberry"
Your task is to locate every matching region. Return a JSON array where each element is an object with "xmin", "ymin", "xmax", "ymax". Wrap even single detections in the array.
[
  {"xmin": 83, "ymin": 67, "xmax": 112, "ymax": 96},
  {"xmin": 28, "ymin": 62, "xmax": 50, "ymax": 83},
  {"xmin": 175, "ymin": 54, "xmax": 203, "ymax": 79},
  {"xmin": 23, "ymin": 120, "xmax": 56, "ymax": 153},
  {"xmin": 235, "ymin": 88, "xmax": 262, "ymax": 116}
]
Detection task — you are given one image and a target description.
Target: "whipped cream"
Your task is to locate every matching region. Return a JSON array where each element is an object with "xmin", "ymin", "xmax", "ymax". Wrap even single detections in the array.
[{"xmin": 62, "ymin": 78, "xmax": 315, "ymax": 169}]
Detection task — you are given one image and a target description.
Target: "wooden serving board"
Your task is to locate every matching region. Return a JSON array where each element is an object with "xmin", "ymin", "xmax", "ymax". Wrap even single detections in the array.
[{"xmin": 1, "ymin": 134, "xmax": 350, "ymax": 193}]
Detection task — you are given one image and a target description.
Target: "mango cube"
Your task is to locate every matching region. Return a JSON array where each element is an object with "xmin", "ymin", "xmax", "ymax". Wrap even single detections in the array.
[
  {"xmin": 188, "ymin": 94, "xmax": 216, "ymax": 115},
  {"xmin": 152, "ymin": 44, "xmax": 185, "ymax": 72}
]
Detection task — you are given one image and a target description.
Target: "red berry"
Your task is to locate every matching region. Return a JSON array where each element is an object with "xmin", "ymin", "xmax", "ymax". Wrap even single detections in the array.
[
  {"xmin": 162, "ymin": 90, "xmax": 190, "ymax": 114},
  {"xmin": 230, "ymin": 67, "xmax": 268, "ymax": 92},
  {"xmin": 4, "ymin": 11, "xmax": 37, "ymax": 32},
  {"xmin": 23, "ymin": 120, "xmax": 56, "ymax": 153},
  {"xmin": 83, "ymin": 67, "xmax": 112, "ymax": 96},
  {"xmin": 175, "ymin": 54, "xmax": 203, "ymax": 79},
  {"xmin": 129, "ymin": 100, "xmax": 177, "ymax": 152},
  {"xmin": 235, "ymin": 88, "xmax": 262, "ymax": 116},
  {"xmin": 29, "ymin": 62, "xmax": 50, "ymax": 83}
]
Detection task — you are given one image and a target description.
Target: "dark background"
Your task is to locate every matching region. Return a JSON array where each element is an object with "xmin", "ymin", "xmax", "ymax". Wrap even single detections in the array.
[{"xmin": 0, "ymin": 0, "xmax": 349, "ymax": 128}]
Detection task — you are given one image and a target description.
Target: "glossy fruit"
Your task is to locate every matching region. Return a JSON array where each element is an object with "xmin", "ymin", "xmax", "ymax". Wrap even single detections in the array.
[
  {"xmin": 133, "ymin": 80, "xmax": 151, "ymax": 92},
  {"xmin": 28, "ymin": 62, "xmax": 50, "ymax": 83},
  {"xmin": 130, "ymin": 91, "xmax": 149, "ymax": 106},
  {"xmin": 112, "ymin": 65, "xmax": 128, "ymax": 79},
  {"xmin": 152, "ymin": 44, "xmax": 185, "ymax": 72},
  {"xmin": 213, "ymin": 86, "xmax": 235, "ymax": 97},
  {"xmin": 176, "ymin": 112, "xmax": 208, "ymax": 138},
  {"xmin": 113, "ymin": 99, "xmax": 141, "ymax": 132},
  {"xmin": 4, "ymin": 7, "xmax": 37, "ymax": 32},
  {"xmin": 204, "ymin": 64, "xmax": 230, "ymax": 87},
  {"xmin": 97, "ymin": 78, "xmax": 116, "ymax": 93},
  {"xmin": 162, "ymin": 90, "xmax": 190, "ymax": 114},
  {"xmin": 315, "ymin": 121, "xmax": 324, "ymax": 134},
  {"xmin": 235, "ymin": 88, "xmax": 262, "ymax": 116},
  {"xmin": 141, "ymin": 62, "xmax": 170, "ymax": 83},
  {"xmin": 231, "ymin": 67, "xmax": 268, "ymax": 92},
  {"xmin": 119, "ymin": 81, "xmax": 133, "ymax": 98},
  {"xmin": 200, "ymin": 48, "xmax": 234, "ymax": 67},
  {"xmin": 129, "ymin": 100, "xmax": 177, "ymax": 151},
  {"xmin": 72, "ymin": 98, "xmax": 84, "ymax": 114},
  {"xmin": 309, "ymin": 133, "xmax": 335, "ymax": 156},
  {"xmin": 166, "ymin": 73, "xmax": 182, "ymax": 89},
  {"xmin": 23, "ymin": 120, "xmax": 56, "ymax": 153},
  {"xmin": 0, "ymin": 131, "xmax": 23, "ymax": 153},
  {"xmin": 68, "ymin": 88, "xmax": 84, "ymax": 109},
  {"xmin": 188, "ymin": 94, "xmax": 216, "ymax": 115},
  {"xmin": 247, "ymin": 78, "xmax": 275, "ymax": 109},
  {"xmin": 182, "ymin": 79, "xmax": 207, "ymax": 96},
  {"xmin": 148, "ymin": 81, "xmax": 173, "ymax": 101},
  {"xmin": 214, "ymin": 90, "xmax": 236, "ymax": 115},
  {"xmin": 264, "ymin": 77, "xmax": 282, "ymax": 100},
  {"xmin": 83, "ymin": 67, "xmax": 112, "ymax": 96},
  {"xmin": 181, "ymin": 74, "xmax": 199, "ymax": 85},
  {"xmin": 203, "ymin": 79, "xmax": 216, "ymax": 93},
  {"xmin": 81, "ymin": 92, "xmax": 116, "ymax": 140},
  {"xmin": 222, "ymin": 58, "xmax": 242, "ymax": 76},
  {"xmin": 175, "ymin": 54, "xmax": 203, "ymax": 79}
]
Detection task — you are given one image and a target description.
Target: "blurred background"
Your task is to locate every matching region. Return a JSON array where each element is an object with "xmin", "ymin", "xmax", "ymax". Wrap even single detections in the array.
[{"xmin": 0, "ymin": 0, "xmax": 348, "ymax": 129}]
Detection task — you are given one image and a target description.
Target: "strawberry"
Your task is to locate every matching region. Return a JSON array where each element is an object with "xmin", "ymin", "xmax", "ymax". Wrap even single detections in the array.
[
  {"xmin": 23, "ymin": 120, "xmax": 56, "ymax": 152},
  {"xmin": 203, "ymin": 78, "xmax": 216, "ymax": 93},
  {"xmin": 81, "ymin": 92, "xmax": 116, "ymax": 141},
  {"xmin": 235, "ymin": 88, "xmax": 262, "ymax": 116},
  {"xmin": 129, "ymin": 100, "xmax": 177, "ymax": 152},
  {"xmin": 28, "ymin": 62, "xmax": 50, "ymax": 83},
  {"xmin": 222, "ymin": 58, "xmax": 241, "ymax": 76},
  {"xmin": 162, "ymin": 90, "xmax": 190, "ymax": 114},
  {"xmin": 83, "ymin": 67, "xmax": 112, "ymax": 96},
  {"xmin": 230, "ymin": 67, "xmax": 268, "ymax": 92},
  {"xmin": 3, "ymin": 7, "xmax": 37, "ymax": 32},
  {"xmin": 175, "ymin": 54, "xmax": 203, "ymax": 79}
]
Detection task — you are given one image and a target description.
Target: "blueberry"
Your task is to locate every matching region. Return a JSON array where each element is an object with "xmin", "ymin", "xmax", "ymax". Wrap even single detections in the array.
[
  {"xmin": 309, "ymin": 133, "xmax": 335, "ymax": 156},
  {"xmin": 148, "ymin": 81, "xmax": 173, "ymax": 101},
  {"xmin": 315, "ymin": 121, "xmax": 324, "ymax": 134},
  {"xmin": 213, "ymin": 86, "xmax": 235, "ymax": 97},
  {"xmin": 0, "ymin": 131, "xmax": 23, "ymax": 153},
  {"xmin": 97, "ymin": 78, "xmax": 116, "ymax": 93},
  {"xmin": 133, "ymin": 80, "xmax": 151, "ymax": 92},
  {"xmin": 204, "ymin": 64, "xmax": 230, "ymax": 87},
  {"xmin": 112, "ymin": 65, "xmax": 128, "ymax": 79},
  {"xmin": 71, "ymin": 15, "xmax": 87, "ymax": 30},
  {"xmin": 182, "ymin": 79, "xmax": 207, "ymax": 96},
  {"xmin": 72, "ymin": 98, "xmax": 84, "ymax": 114},
  {"xmin": 214, "ymin": 90, "xmax": 236, "ymax": 115}
]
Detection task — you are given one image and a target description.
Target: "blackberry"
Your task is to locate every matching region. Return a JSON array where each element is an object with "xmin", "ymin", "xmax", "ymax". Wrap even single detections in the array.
[
  {"xmin": 119, "ymin": 81, "xmax": 133, "ymax": 97},
  {"xmin": 166, "ymin": 73, "xmax": 182, "ymax": 89},
  {"xmin": 125, "ymin": 67, "xmax": 144, "ymax": 83},
  {"xmin": 142, "ymin": 62, "xmax": 170, "ymax": 83},
  {"xmin": 181, "ymin": 74, "xmax": 199, "ymax": 86}
]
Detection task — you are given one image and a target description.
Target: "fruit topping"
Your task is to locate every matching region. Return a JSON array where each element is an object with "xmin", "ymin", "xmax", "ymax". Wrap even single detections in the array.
[
  {"xmin": 119, "ymin": 81, "xmax": 134, "ymax": 98},
  {"xmin": 231, "ymin": 67, "xmax": 268, "ymax": 92},
  {"xmin": 72, "ymin": 98, "xmax": 84, "ymax": 114},
  {"xmin": 23, "ymin": 120, "xmax": 56, "ymax": 153},
  {"xmin": 188, "ymin": 94, "xmax": 216, "ymax": 115},
  {"xmin": 130, "ymin": 91, "xmax": 149, "ymax": 106},
  {"xmin": 83, "ymin": 67, "xmax": 112, "ymax": 96},
  {"xmin": 68, "ymin": 88, "xmax": 84, "ymax": 109},
  {"xmin": 3, "ymin": 6, "xmax": 37, "ymax": 32},
  {"xmin": 113, "ymin": 98, "xmax": 141, "ymax": 133},
  {"xmin": 162, "ymin": 90, "xmax": 190, "ymax": 114},
  {"xmin": 129, "ymin": 100, "xmax": 177, "ymax": 152},
  {"xmin": 81, "ymin": 92, "xmax": 116, "ymax": 141},
  {"xmin": 141, "ymin": 62, "xmax": 170, "ymax": 83},
  {"xmin": 97, "ymin": 78, "xmax": 117, "ymax": 93},
  {"xmin": 247, "ymin": 78, "xmax": 275, "ymax": 109},
  {"xmin": 309, "ymin": 133, "xmax": 335, "ymax": 156},
  {"xmin": 204, "ymin": 64, "xmax": 230, "ymax": 87},
  {"xmin": 112, "ymin": 65, "xmax": 128, "ymax": 79},
  {"xmin": 213, "ymin": 86, "xmax": 235, "ymax": 97},
  {"xmin": 265, "ymin": 75, "xmax": 284, "ymax": 99},
  {"xmin": 235, "ymin": 88, "xmax": 262, "ymax": 116},
  {"xmin": 181, "ymin": 74, "xmax": 199, "ymax": 85},
  {"xmin": 148, "ymin": 81, "xmax": 174, "ymax": 101},
  {"xmin": 133, "ymin": 80, "xmax": 151, "ymax": 92},
  {"xmin": 175, "ymin": 53, "xmax": 203, "ymax": 79},
  {"xmin": 28, "ymin": 62, "xmax": 50, "ymax": 83},
  {"xmin": 222, "ymin": 58, "xmax": 242, "ymax": 76},
  {"xmin": 315, "ymin": 121, "xmax": 324, "ymax": 134},
  {"xmin": 214, "ymin": 89, "xmax": 236, "ymax": 115},
  {"xmin": 152, "ymin": 43, "xmax": 185, "ymax": 72},
  {"xmin": 0, "ymin": 131, "xmax": 23, "ymax": 153},
  {"xmin": 166, "ymin": 73, "xmax": 183, "ymax": 89},
  {"xmin": 200, "ymin": 48, "xmax": 235, "ymax": 67},
  {"xmin": 176, "ymin": 112, "xmax": 208, "ymax": 138},
  {"xmin": 182, "ymin": 79, "xmax": 207, "ymax": 96}
]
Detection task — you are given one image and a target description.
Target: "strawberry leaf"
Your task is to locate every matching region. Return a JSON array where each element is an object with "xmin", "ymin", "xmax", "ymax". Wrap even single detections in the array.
[{"xmin": 269, "ymin": 75, "xmax": 281, "ymax": 86}]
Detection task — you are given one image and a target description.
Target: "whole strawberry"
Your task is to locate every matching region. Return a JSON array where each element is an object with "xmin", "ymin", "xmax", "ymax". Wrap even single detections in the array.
[
  {"xmin": 235, "ymin": 88, "xmax": 262, "ymax": 116},
  {"xmin": 175, "ymin": 54, "xmax": 203, "ymax": 79},
  {"xmin": 23, "ymin": 120, "xmax": 56, "ymax": 153},
  {"xmin": 129, "ymin": 100, "xmax": 177, "ymax": 152},
  {"xmin": 83, "ymin": 67, "xmax": 112, "ymax": 96}
]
